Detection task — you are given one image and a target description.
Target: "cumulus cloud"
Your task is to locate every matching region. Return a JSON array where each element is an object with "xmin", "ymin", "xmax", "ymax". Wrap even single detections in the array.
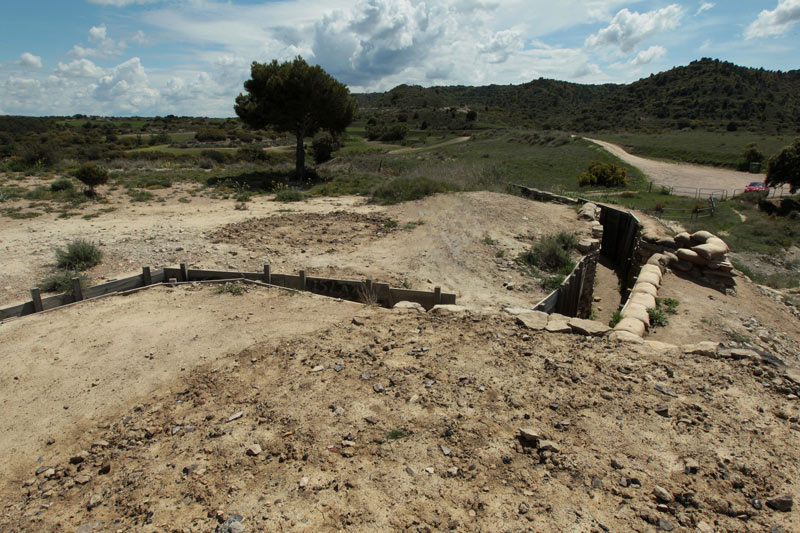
[
  {"xmin": 572, "ymin": 62, "xmax": 603, "ymax": 78},
  {"xmin": 89, "ymin": 24, "xmax": 107, "ymax": 42},
  {"xmin": 477, "ymin": 30, "xmax": 523, "ymax": 64},
  {"xmin": 56, "ymin": 59, "xmax": 106, "ymax": 78},
  {"xmin": 94, "ymin": 57, "xmax": 159, "ymax": 112},
  {"xmin": 745, "ymin": 0, "xmax": 800, "ymax": 39},
  {"xmin": 585, "ymin": 4, "xmax": 684, "ymax": 53},
  {"xmin": 629, "ymin": 45, "xmax": 666, "ymax": 65},
  {"xmin": 696, "ymin": 2, "xmax": 714, "ymax": 15},
  {"xmin": 19, "ymin": 52, "xmax": 42, "ymax": 68}
]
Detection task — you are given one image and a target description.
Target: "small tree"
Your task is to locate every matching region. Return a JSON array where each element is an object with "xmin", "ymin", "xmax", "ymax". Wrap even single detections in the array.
[
  {"xmin": 466, "ymin": 109, "xmax": 478, "ymax": 121},
  {"xmin": 742, "ymin": 142, "xmax": 764, "ymax": 165},
  {"xmin": 578, "ymin": 161, "xmax": 628, "ymax": 187},
  {"xmin": 766, "ymin": 138, "xmax": 800, "ymax": 194},
  {"xmin": 234, "ymin": 56, "xmax": 357, "ymax": 180},
  {"xmin": 75, "ymin": 163, "xmax": 109, "ymax": 196}
]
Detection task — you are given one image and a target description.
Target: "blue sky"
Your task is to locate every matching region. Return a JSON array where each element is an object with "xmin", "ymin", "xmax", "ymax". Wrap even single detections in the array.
[{"xmin": 1, "ymin": 0, "xmax": 799, "ymax": 116}]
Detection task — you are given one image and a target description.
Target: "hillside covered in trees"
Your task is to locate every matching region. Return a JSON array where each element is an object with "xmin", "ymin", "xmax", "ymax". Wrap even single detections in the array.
[{"xmin": 355, "ymin": 58, "xmax": 800, "ymax": 135}]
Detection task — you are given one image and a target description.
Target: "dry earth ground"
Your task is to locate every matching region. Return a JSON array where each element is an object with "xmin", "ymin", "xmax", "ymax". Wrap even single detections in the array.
[{"xmin": 1, "ymin": 180, "xmax": 800, "ymax": 532}]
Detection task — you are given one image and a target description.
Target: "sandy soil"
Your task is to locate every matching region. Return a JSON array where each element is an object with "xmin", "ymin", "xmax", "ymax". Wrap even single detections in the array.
[
  {"xmin": 586, "ymin": 138, "xmax": 755, "ymax": 198},
  {"xmin": 2, "ymin": 182, "xmax": 800, "ymax": 532}
]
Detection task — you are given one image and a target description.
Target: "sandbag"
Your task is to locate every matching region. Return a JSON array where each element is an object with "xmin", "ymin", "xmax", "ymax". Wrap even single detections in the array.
[
  {"xmin": 691, "ymin": 230, "xmax": 715, "ymax": 244},
  {"xmin": 614, "ymin": 317, "xmax": 646, "ymax": 337},
  {"xmin": 641, "ymin": 263, "xmax": 663, "ymax": 279},
  {"xmin": 637, "ymin": 271, "xmax": 661, "ymax": 287},
  {"xmin": 670, "ymin": 259, "xmax": 693, "ymax": 272},
  {"xmin": 646, "ymin": 253, "xmax": 664, "ymax": 267},
  {"xmin": 622, "ymin": 302, "xmax": 651, "ymax": 324},
  {"xmin": 631, "ymin": 282, "xmax": 659, "ymax": 297},
  {"xmin": 677, "ymin": 248, "xmax": 710, "ymax": 266},
  {"xmin": 630, "ymin": 292, "xmax": 656, "ymax": 309},
  {"xmin": 706, "ymin": 237, "xmax": 729, "ymax": 252},
  {"xmin": 674, "ymin": 232, "xmax": 693, "ymax": 247},
  {"xmin": 692, "ymin": 242, "xmax": 727, "ymax": 261}
]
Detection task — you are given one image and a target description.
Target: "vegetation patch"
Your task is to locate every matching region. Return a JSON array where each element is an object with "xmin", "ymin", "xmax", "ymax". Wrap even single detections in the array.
[
  {"xmin": 55, "ymin": 239, "xmax": 102, "ymax": 271},
  {"xmin": 40, "ymin": 271, "xmax": 88, "ymax": 295},
  {"xmin": 371, "ymin": 176, "xmax": 451, "ymax": 205}
]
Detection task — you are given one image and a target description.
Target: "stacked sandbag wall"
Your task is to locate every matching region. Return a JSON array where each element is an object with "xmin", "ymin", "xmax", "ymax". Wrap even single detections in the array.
[
  {"xmin": 635, "ymin": 230, "xmax": 736, "ymax": 291},
  {"xmin": 612, "ymin": 263, "xmax": 664, "ymax": 339}
]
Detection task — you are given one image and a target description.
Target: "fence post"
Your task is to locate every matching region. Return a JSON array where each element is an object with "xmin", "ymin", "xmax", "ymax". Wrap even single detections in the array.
[
  {"xmin": 72, "ymin": 277, "xmax": 83, "ymax": 302},
  {"xmin": 299, "ymin": 269, "xmax": 307, "ymax": 289},
  {"xmin": 180, "ymin": 263, "xmax": 189, "ymax": 282},
  {"xmin": 434, "ymin": 286, "xmax": 442, "ymax": 305},
  {"xmin": 142, "ymin": 266, "xmax": 152, "ymax": 286},
  {"xmin": 648, "ymin": 182, "xmax": 653, "ymax": 193},
  {"xmin": 30, "ymin": 288, "xmax": 43, "ymax": 312},
  {"xmin": 264, "ymin": 264, "xmax": 271, "ymax": 284}
]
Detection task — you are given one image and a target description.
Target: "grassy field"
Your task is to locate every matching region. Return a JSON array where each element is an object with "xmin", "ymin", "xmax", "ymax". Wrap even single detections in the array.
[{"xmin": 595, "ymin": 130, "xmax": 792, "ymax": 169}]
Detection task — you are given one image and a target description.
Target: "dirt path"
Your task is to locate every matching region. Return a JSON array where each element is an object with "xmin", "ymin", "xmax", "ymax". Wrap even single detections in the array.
[
  {"xmin": 585, "ymin": 138, "xmax": 753, "ymax": 198},
  {"xmin": 389, "ymin": 136, "xmax": 470, "ymax": 154}
]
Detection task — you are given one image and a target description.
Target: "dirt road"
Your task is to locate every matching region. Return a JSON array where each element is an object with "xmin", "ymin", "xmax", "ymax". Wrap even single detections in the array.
[{"xmin": 586, "ymin": 137, "xmax": 755, "ymax": 198}]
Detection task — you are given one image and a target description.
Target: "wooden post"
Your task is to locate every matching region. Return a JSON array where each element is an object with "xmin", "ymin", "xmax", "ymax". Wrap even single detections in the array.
[
  {"xmin": 72, "ymin": 278, "xmax": 83, "ymax": 302},
  {"xmin": 299, "ymin": 269, "xmax": 307, "ymax": 290},
  {"xmin": 434, "ymin": 286, "xmax": 442, "ymax": 305},
  {"xmin": 180, "ymin": 263, "xmax": 189, "ymax": 282},
  {"xmin": 142, "ymin": 266, "xmax": 152, "ymax": 286},
  {"xmin": 365, "ymin": 279, "xmax": 373, "ymax": 293},
  {"xmin": 30, "ymin": 288, "xmax": 43, "ymax": 313},
  {"xmin": 263, "ymin": 264, "xmax": 271, "ymax": 284}
]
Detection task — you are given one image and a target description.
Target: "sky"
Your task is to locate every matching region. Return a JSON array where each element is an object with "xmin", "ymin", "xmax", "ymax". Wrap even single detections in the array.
[{"xmin": 1, "ymin": 0, "xmax": 799, "ymax": 117}]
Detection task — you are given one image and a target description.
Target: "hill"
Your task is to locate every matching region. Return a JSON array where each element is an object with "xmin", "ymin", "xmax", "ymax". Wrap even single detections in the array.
[{"xmin": 355, "ymin": 58, "xmax": 800, "ymax": 134}]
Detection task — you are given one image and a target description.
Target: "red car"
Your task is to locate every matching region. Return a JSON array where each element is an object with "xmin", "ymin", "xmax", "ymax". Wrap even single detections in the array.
[{"xmin": 745, "ymin": 181, "xmax": 766, "ymax": 192}]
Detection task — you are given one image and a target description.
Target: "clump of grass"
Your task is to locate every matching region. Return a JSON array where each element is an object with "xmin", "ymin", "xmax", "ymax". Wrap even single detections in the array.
[
  {"xmin": 386, "ymin": 428, "xmax": 407, "ymax": 441},
  {"xmin": 609, "ymin": 310, "xmax": 623, "ymax": 328},
  {"xmin": 648, "ymin": 307, "xmax": 668, "ymax": 328},
  {"xmin": 55, "ymin": 239, "xmax": 102, "ymax": 270},
  {"xmin": 657, "ymin": 297, "xmax": 680, "ymax": 314},
  {"xmin": 518, "ymin": 232, "xmax": 576, "ymax": 274},
  {"xmin": 274, "ymin": 189, "xmax": 305, "ymax": 202},
  {"xmin": 216, "ymin": 282, "xmax": 245, "ymax": 296},
  {"xmin": 371, "ymin": 176, "xmax": 451, "ymax": 205},
  {"xmin": 40, "ymin": 271, "xmax": 88, "ymax": 295},
  {"xmin": 383, "ymin": 219, "xmax": 399, "ymax": 228},
  {"xmin": 403, "ymin": 220, "xmax": 424, "ymax": 230},
  {"xmin": 483, "ymin": 235, "xmax": 498, "ymax": 245},
  {"xmin": 50, "ymin": 178, "xmax": 74, "ymax": 192},
  {"xmin": 127, "ymin": 189, "xmax": 154, "ymax": 202}
]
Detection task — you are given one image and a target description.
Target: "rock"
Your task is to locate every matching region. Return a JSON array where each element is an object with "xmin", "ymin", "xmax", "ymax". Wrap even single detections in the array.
[
  {"xmin": 91, "ymin": 440, "xmax": 109, "ymax": 449},
  {"xmin": 545, "ymin": 319, "xmax": 572, "ymax": 334},
  {"xmin": 227, "ymin": 411, "xmax": 244, "ymax": 422},
  {"xmin": 352, "ymin": 317, "xmax": 365, "ymax": 326},
  {"xmin": 695, "ymin": 521, "xmax": 714, "ymax": 533},
  {"xmin": 429, "ymin": 304, "xmax": 469, "ymax": 315},
  {"xmin": 538, "ymin": 440, "xmax": 560, "ymax": 453},
  {"xmin": 682, "ymin": 342, "xmax": 719, "ymax": 356},
  {"xmin": 609, "ymin": 330, "xmax": 645, "ymax": 344},
  {"xmin": 218, "ymin": 514, "xmax": 246, "ymax": 533},
  {"xmin": 516, "ymin": 311, "xmax": 549, "ymax": 330},
  {"xmin": 518, "ymin": 502, "xmax": 530, "ymax": 514},
  {"xmin": 653, "ymin": 485, "xmax": 674, "ymax": 503},
  {"xmin": 76, "ymin": 522, "xmax": 104, "ymax": 533},
  {"xmin": 446, "ymin": 467, "xmax": 459, "ymax": 477},
  {"xmin": 364, "ymin": 416, "xmax": 378, "ymax": 425},
  {"xmin": 519, "ymin": 427, "xmax": 543, "ymax": 443},
  {"xmin": 591, "ymin": 477, "xmax": 603, "ymax": 489},
  {"xmin": 87, "ymin": 493, "xmax": 102, "ymax": 510},
  {"xmin": 373, "ymin": 383, "xmax": 384, "ymax": 393},
  {"xmin": 684, "ymin": 458, "xmax": 699, "ymax": 475},
  {"xmin": 658, "ymin": 518, "xmax": 675, "ymax": 531},
  {"xmin": 441, "ymin": 445, "xmax": 452, "ymax": 456},
  {"xmin": 310, "ymin": 365, "xmax": 324, "ymax": 373},
  {"xmin": 654, "ymin": 405, "xmax": 670, "ymax": 417},
  {"xmin": 393, "ymin": 301, "xmax": 425, "ymax": 313},
  {"xmin": 74, "ymin": 474, "xmax": 91, "ymax": 485},
  {"xmin": 245, "ymin": 444, "xmax": 262, "ymax": 456},
  {"xmin": 568, "ymin": 317, "xmax": 611, "ymax": 336},
  {"xmin": 766, "ymin": 495, "xmax": 793, "ymax": 512}
]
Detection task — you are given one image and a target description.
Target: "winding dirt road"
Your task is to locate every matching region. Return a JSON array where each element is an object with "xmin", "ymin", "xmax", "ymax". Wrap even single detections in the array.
[{"xmin": 585, "ymin": 137, "xmax": 756, "ymax": 198}]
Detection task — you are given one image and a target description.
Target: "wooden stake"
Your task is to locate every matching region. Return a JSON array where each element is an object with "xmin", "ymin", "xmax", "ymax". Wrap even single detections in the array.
[
  {"xmin": 264, "ymin": 264, "xmax": 271, "ymax": 284},
  {"xmin": 180, "ymin": 263, "xmax": 189, "ymax": 282},
  {"xmin": 30, "ymin": 288, "xmax": 43, "ymax": 312},
  {"xmin": 299, "ymin": 269, "xmax": 307, "ymax": 289},
  {"xmin": 72, "ymin": 278, "xmax": 83, "ymax": 302},
  {"xmin": 434, "ymin": 286, "xmax": 442, "ymax": 305},
  {"xmin": 142, "ymin": 266, "xmax": 152, "ymax": 286}
]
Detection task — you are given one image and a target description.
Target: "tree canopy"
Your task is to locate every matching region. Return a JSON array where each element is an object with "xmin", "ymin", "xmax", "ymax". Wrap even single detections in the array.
[
  {"xmin": 234, "ymin": 57, "xmax": 357, "ymax": 180},
  {"xmin": 766, "ymin": 138, "xmax": 800, "ymax": 194}
]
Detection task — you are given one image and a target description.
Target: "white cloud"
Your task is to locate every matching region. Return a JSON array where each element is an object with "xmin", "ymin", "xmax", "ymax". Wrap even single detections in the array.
[
  {"xmin": 572, "ymin": 62, "xmax": 603, "ymax": 78},
  {"xmin": 56, "ymin": 59, "xmax": 106, "ymax": 78},
  {"xmin": 629, "ymin": 45, "xmax": 666, "ymax": 65},
  {"xmin": 130, "ymin": 30, "xmax": 148, "ymax": 46},
  {"xmin": 89, "ymin": 24, "xmax": 107, "ymax": 42},
  {"xmin": 585, "ymin": 4, "xmax": 684, "ymax": 53},
  {"xmin": 696, "ymin": 2, "xmax": 714, "ymax": 16},
  {"xmin": 19, "ymin": 52, "xmax": 42, "ymax": 68},
  {"xmin": 94, "ymin": 57, "xmax": 159, "ymax": 112},
  {"xmin": 478, "ymin": 30, "xmax": 523, "ymax": 64},
  {"xmin": 745, "ymin": 0, "xmax": 800, "ymax": 39}
]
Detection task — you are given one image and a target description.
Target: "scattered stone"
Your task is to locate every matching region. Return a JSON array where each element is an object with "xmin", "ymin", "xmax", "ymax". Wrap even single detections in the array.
[
  {"xmin": 446, "ymin": 467, "xmax": 459, "ymax": 477},
  {"xmin": 591, "ymin": 477, "xmax": 603, "ymax": 489},
  {"xmin": 87, "ymin": 494, "xmax": 102, "ymax": 510},
  {"xmin": 766, "ymin": 495, "xmax": 793, "ymax": 512},
  {"xmin": 218, "ymin": 514, "xmax": 246, "ymax": 533},
  {"xmin": 364, "ymin": 416, "xmax": 378, "ymax": 425},
  {"xmin": 352, "ymin": 318, "xmax": 365, "ymax": 326},
  {"xmin": 518, "ymin": 502, "xmax": 529, "ymax": 514},
  {"xmin": 658, "ymin": 518, "xmax": 674, "ymax": 531},
  {"xmin": 245, "ymin": 444, "xmax": 262, "ymax": 456},
  {"xmin": 373, "ymin": 383, "xmax": 384, "ymax": 393},
  {"xmin": 516, "ymin": 311, "xmax": 548, "ymax": 330},
  {"xmin": 684, "ymin": 458, "xmax": 699, "ymax": 475},
  {"xmin": 310, "ymin": 365, "xmax": 324, "ymax": 373},
  {"xmin": 429, "ymin": 304, "xmax": 469, "ymax": 315},
  {"xmin": 538, "ymin": 440, "xmax": 560, "ymax": 453},
  {"xmin": 654, "ymin": 405, "xmax": 670, "ymax": 417},
  {"xmin": 653, "ymin": 485, "xmax": 674, "ymax": 503},
  {"xmin": 441, "ymin": 445, "xmax": 452, "ymax": 456},
  {"xmin": 568, "ymin": 317, "xmax": 611, "ymax": 336},
  {"xmin": 655, "ymin": 384, "xmax": 679, "ymax": 398},
  {"xmin": 405, "ymin": 466, "xmax": 415, "ymax": 476},
  {"xmin": 76, "ymin": 522, "xmax": 104, "ymax": 533},
  {"xmin": 519, "ymin": 427, "xmax": 542, "ymax": 443},
  {"xmin": 393, "ymin": 301, "xmax": 425, "ymax": 313},
  {"xmin": 227, "ymin": 411, "xmax": 244, "ymax": 422},
  {"xmin": 682, "ymin": 341, "xmax": 719, "ymax": 356},
  {"xmin": 74, "ymin": 474, "xmax": 91, "ymax": 485},
  {"xmin": 545, "ymin": 319, "xmax": 571, "ymax": 334}
]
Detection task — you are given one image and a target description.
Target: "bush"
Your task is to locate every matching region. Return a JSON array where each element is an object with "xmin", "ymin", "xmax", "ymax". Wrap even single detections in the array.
[
  {"xmin": 75, "ymin": 163, "xmax": 109, "ymax": 194},
  {"xmin": 237, "ymin": 145, "xmax": 268, "ymax": 162},
  {"xmin": 371, "ymin": 176, "xmax": 451, "ymax": 205},
  {"xmin": 16, "ymin": 142, "xmax": 60, "ymax": 168},
  {"xmin": 40, "ymin": 271, "xmax": 88, "ymax": 295},
  {"xmin": 201, "ymin": 149, "xmax": 234, "ymax": 164},
  {"xmin": 195, "ymin": 128, "xmax": 228, "ymax": 142},
  {"xmin": 274, "ymin": 189, "xmax": 305, "ymax": 202},
  {"xmin": 366, "ymin": 122, "xmax": 408, "ymax": 142},
  {"xmin": 578, "ymin": 161, "xmax": 628, "ymax": 188},
  {"xmin": 518, "ymin": 232, "xmax": 576, "ymax": 274},
  {"xmin": 50, "ymin": 178, "xmax": 74, "ymax": 192},
  {"xmin": 55, "ymin": 239, "xmax": 102, "ymax": 271},
  {"xmin": 312, "ymin": 135, "xmax": 339, "ymax": 164}
]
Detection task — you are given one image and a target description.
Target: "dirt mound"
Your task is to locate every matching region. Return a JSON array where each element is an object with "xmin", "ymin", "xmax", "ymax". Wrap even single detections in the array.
[
  {"xmin": 2, "ymin": 306, "xmax": 799, "ymax": 532},
  {"xmin": 210, "ymin": 211, "xmax": 397, "ymax": 256}
]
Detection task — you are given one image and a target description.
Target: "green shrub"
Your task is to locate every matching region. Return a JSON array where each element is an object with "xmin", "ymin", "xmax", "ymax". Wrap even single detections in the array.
[
  {"xmin": 195, "ymin": 128, "xmax": 228, "ymax": 142},
  {"xmin": 312, "ymin": 135, "xmax": 337, "ymax": 164},
  {"xmin": 127, "ymin": 189, "xmax": 154, "ymax": 202},
  {"xmin": 609, "ymin": 310, "xmax": 623, "ymax": 328},
  {"xmin": 75, "ymin": 163, "xmax": 109, "ymax": 194},
  {"xmin": 216, "ymin": 282, "xmax": 245, "ymax": 296},
  {"xmin": 658, "ymin": 297, "xmax": 680, "ymax": 314},
  {"xmin": 40, "ymin": 271, "xmax": 88, "ymax": 295},
  {"xmin": 648, "ymin": 307, "xmax": 668, "ymax": 328},
  {"xmin": 578, "ymin": 161, "xmax": 628, "ymax": 188},
  {"xmin": 50, "ymin": 178, "xmax": 74, "ymax": 192},
  {"xmin": 274, "ymin": 189, "xmax": 305, "ymax": 202},
  {"xmin": 371, "ymin": 176, "xmax": 451, "ymax": 205},
  {"xmin": 55, "ymin": 239, "xmax": 102, "ymax": 270},
  {"xmin": 237, "ymin": 145, "xmax": 268, "ymax": 162},
  {"xmin": 201, "ymin": 149, "xmax": 234, "ymax": 164},
  {"xmin": 518, "ymin": 232, "xmax": 576, "ymax": 274}
]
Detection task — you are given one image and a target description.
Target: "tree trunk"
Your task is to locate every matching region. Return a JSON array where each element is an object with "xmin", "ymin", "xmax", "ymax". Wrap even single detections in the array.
[{"xmin": 295, "ymin": 131, "xmax": 305, "ymax": 181}]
